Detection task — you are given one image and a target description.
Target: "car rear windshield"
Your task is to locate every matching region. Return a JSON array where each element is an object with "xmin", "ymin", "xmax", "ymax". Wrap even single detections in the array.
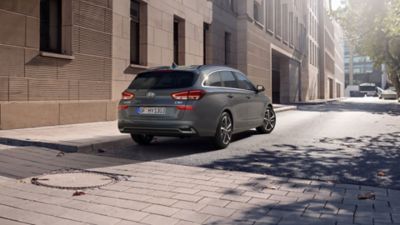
[{"xmin": 129, "ymin": 71, "xmax": 197, "ymax": 90}]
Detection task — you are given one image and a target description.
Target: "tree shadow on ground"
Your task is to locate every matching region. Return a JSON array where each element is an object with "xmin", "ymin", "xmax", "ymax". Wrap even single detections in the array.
[
  {"xmin": 201, "ymin": 132, "xmax": 400, "ymax": 190},
  {"xmin": 297, "ymin": 101, "xmax": 400, "ymax": 116},
  {"xmin": 88, "ymin": 130, "xmax": 261, "ymax": 161},
  {"xmin": 203, "ymin": 131, "xmax": 400, "ymax": 224}
]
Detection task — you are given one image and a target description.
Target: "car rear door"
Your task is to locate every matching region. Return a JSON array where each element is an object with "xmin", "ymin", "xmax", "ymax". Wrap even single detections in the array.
[
  {"xmin": 233, "ymin": 72, "xmax": 265, "ymax": 127},
  {"xmin": 219, "ymin": 71, "xmax": 249, "ymax": 131},
  {"xmin": 124, "ymin": 70, "xmax": 197, "ymax": 120}
]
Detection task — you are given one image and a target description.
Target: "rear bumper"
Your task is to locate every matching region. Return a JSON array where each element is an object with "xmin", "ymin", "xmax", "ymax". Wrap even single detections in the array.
[{"xmin": 118, "ymin": 119, "xmax": 199, "ymax": 136}]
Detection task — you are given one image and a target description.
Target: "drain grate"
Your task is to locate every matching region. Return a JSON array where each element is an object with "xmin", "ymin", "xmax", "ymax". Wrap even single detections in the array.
[{"xmin": 30, "ymin": 168, "xmax": 130, "ymax": 190}]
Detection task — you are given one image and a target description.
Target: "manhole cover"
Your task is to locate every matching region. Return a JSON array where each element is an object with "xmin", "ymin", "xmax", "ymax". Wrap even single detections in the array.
[{"xmin": 31, "ymin": 169, "xmax": 128, "ymax": 190}]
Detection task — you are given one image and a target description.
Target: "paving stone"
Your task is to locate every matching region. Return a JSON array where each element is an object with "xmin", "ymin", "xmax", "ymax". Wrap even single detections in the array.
[
  {"xmin": 140, "ymin": 214, "xmax": 179, "ymax": 225},
  {"xmin": 143, "ymin": 196, "xmax": 178, "ymax": 206},
  {"xmin": 172, "ymin": 209, "xmax": 210, "ymax": 223},
  {"xmin": 0, "ymin": 217, "xmax": 36, "ymax": 225},
  {"xmin": 268, "ymin": 195, "xmax": 298, "ymax": 203},
  {"xmin": 198, "ymin": 197, "xmax": 230, "ymax": 207},
  {"xmin": 60, "ymin": 208, "xmax": 122, "ymax": 225},
  {"xmin": 200, "ymin": 205, "xmax": 236, "ymax": 217},
  {"xmin": 91, "ymin": 196, "xmax": 150, "ymax": 211},
  {"xmin": 172, "ymin": 201, "xmax": 207, "ymax": 211},
  {"xmin": 172, "ymin": 194, "xmax": 203, "ymax": 202},
  {"xmin": 114, "ymin": 220, "xmax": 143, "ymax": 225},
  {"xmin": 143, "ymin": 204, "xmax": 180, "ymax": 217},
  {"xmin": 248, "ymin": 198, "xmax": 279, "ymax": 207},
  {"xmin": 173, "ymin": 187, "xmax": 201, "ymax": 195},
  {"xmin": 196, "ymin": 191, "xmax": 223, "ymax": 199},
  {"xmin": 220, "ymin": 194, "xmax": 251, "ymax": 203},
  {"xmin": 243, "ymin": 191, "xmax": 271, "ymax": 199},
  {"xmin": 225, "ymin": 201, "xmax": 258, "ymax": 210},
  {"xmin": 175, "ymin": 221, "xmax": 200, "ymax": 225},
  {"xmin": 267, "ymin": 208, "xmax": 302, "ymax": 219},
  {"xmin": 0, "ymin": 204, "xmax": 85, "ymax": 225},
  {"xmin": 203, "ymin": 216, "xmax": 253, "ymax": 225}
]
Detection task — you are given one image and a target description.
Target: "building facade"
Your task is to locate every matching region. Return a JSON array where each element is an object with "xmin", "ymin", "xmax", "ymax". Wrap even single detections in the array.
[
  {"xmin": 344, "ymin": 41, "xmax": 386, "ymax": 90},
  {"xmin": 0, "ymin": 0, "xmax": 344, "ymax": 129}
]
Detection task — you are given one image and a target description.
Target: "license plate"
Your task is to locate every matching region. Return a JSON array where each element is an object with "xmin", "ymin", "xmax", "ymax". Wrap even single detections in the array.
[{"xmin": 138, "ymin": 107, "xmax": 166, "ymax": 115}]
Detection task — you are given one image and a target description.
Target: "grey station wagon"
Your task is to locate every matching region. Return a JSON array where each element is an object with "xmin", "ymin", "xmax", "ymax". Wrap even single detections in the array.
[{"xmin": 118, "ymin": 65, "xmax": 276, "ymax": 149}]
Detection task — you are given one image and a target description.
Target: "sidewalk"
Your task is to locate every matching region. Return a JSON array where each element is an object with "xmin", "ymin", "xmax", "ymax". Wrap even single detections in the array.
[
  {"xmin": 0, "ymin": 146, "xmax": 398, "ymax": 225},
  {"xmin": 294, "ymin": 98, "xmax": 345, "ymax": 105},
  {"xmin": 0, "ymin": 104, "xmax": 296, "ymax": 153}
]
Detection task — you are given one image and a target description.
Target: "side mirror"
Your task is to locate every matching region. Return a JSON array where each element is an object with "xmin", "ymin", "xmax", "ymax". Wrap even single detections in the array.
[{"xmin": 256, "ymin": 85, "xmax": 265, "ymax": 93}]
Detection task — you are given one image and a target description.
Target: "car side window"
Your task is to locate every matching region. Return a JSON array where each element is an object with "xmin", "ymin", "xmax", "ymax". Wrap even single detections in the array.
[
  {"xmin": 204, "ymin": 72, "xmax": 222, "ymax": 87},
  {"xmin": 234, "ymin": 72, "xmax": 256, "ymax": 91},
  {"xmin": 220, "ymin": 71, "xmax": 238, "ymax": 88}
]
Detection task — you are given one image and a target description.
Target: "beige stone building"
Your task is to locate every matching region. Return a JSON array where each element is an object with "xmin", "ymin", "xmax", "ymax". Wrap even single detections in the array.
[{"xmin": 0, "ymin": 0, "xmax": 344, "ymax": 129}]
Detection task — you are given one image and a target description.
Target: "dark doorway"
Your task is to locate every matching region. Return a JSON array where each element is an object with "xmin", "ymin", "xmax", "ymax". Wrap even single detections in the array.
[
  {"xmin": 272, "ymin": 70, "xmax": 281, "ymax": 103},
  {"xmin": 329, "ymin": 78, "xmax": 334, "ymax": 99}
]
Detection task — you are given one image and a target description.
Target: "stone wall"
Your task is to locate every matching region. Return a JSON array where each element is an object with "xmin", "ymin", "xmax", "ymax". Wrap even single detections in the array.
[{"xmin": 0, "ymin": 0, "xmax": 114, "ymax": 129}]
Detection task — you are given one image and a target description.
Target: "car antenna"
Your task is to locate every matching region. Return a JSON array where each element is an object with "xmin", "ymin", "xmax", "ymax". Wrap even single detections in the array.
[{"xmin": 171, "ymin": 62, "xmax": 177, "ymax": 69}]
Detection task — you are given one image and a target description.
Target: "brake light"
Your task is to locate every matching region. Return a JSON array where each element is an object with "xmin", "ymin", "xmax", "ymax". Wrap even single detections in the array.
[
  {"xmin": 171, "ymin": 90, "xmax": 205, "ymax": 100},
  {"xmin": 122, "ymin": 91, "xmax": 135, "ymax": 100}
]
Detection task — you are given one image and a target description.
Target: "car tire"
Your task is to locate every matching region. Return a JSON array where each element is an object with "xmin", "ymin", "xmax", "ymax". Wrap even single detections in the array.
[
  {"xmin": 131, "ymin": 134, "xmax": 154, "ymax": 145},
  {"xmin": 212, "ymin": 112, "xmax": 233, "ymax": 149},
  {"xmin": 256, "ymin": 106, "xmax": 276, "ymax": 134}
]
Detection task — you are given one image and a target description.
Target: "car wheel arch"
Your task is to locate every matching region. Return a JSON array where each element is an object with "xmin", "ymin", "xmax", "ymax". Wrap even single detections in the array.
[{"xmin": 220, "ymin": 108, "xmax": 234, "ymax": 130}]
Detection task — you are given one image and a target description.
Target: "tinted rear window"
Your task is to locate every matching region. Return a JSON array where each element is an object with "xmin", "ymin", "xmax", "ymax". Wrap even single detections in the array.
[{"xmin": 129, "ymin": 71, "xmax": 197, "ymax": 89}]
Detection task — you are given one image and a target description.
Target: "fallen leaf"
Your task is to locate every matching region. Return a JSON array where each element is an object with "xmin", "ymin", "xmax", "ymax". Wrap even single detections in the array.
[
  {"xmin": 377, "ymin": 171, "xmax": 386, "ymax": 177},
  {"xmin": 264, "ymin": 186, "xmax": 278, "ymax": 190},
  {"xmin": 56, "ymin": 152, "xmax": 65, "ymax": 157},
  {"xmin": 357, "ymin": 192, "xmax": 375, "ymax": 200},
  {"xmin": 72, "ymin": 191, "xmax": 86, "ymax": 196}
]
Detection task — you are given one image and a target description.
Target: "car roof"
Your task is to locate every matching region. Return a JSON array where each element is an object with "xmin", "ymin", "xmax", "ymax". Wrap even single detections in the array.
[{"xmin": 142, "ymin": 64, "xmax": 241, "ymax": 75}]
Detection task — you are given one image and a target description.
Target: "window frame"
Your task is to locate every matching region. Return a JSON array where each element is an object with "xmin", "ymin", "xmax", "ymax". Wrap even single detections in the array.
[
  {"xmin": 224, "ymin": 32, "xmax": 232, "ymax": 66},
  {"xmin": 40, "ymin": 0, "xmax": 62, "ymax": 54},
  {"xmin": 130, "ymin": 0, "xmax": 141, "ymax": 65},
  {"xmin": 204, "ymin": 72, "xmax": 223, "ymax": 87},
  {"xmin": 232, "ymin": 72, "xmax": 257, "ymax": 91}
]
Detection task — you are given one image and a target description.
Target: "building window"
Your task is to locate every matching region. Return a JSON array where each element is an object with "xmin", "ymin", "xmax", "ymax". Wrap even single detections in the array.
[
  {"xmin": 174, "ymin": 17, "xmax": 185, "ymax": 65},
  {"xmin": 203, "ymin": 23, "xmax": 210, "ymax": 65},
  {"xmin": 289, "ymin": 12, "xmax": 293, "ymax": 46},
  {"xmin": 40, "ymin": 0, "xmax": 62, "ymax": 53},
  {"xmin": 130, "ymin": 0, "xmax": 140, "ymax": 65},
  {"xmin": 254, "ymin": 0, "xmax": 264, "ymax": 25},
  {"xmin": 226, "ymin": 0, "xmax": 235, "ymax": 12},
  {"xmin": 282, "ymin": 4, "xmax": 288, "ymax": 43},
  {"xmin": 174, "ymin": 20, "xmax": 179, "ymax": 64},
  {"xmin": 266, "ymin": 0, "xmax": 274, "ymax": 33},
  {"xmin": 224, "ymin": 32, "xmax": 231, "ymax": 65},
  {"xmin": 275, "ymin": 0, "xmax": 281, "ymax": 38},
  {"xmin": 294, "ymin": 16, "xmax": 298, "ymax": 48}
]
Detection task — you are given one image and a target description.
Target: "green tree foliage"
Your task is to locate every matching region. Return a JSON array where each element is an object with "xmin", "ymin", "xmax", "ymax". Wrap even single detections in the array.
[{"xmin": 332, "ymin": 0, "xmax": 400, "ymax": 97}]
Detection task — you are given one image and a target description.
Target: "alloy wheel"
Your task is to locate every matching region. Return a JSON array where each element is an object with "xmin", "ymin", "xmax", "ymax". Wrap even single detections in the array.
[
  {"xmin": 264, "ymin": 107, "xmax": 276, "ymax": 132},
  {"xmin": 220, "ymin": 114, "xmax": 233, "ymax": 145}
]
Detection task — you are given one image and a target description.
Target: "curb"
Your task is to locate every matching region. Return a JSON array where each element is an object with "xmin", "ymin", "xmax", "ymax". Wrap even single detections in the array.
[
  {"xmin": 293, "ymin": 98, "xmax": 343, "ymax": 106},
  {"xmin": 274, "ymin": 106, "xmax": 297, "ymax": 112},
  {"xmin": 0, "ymin": 136, "xmax": 131, "ymax": 153}
]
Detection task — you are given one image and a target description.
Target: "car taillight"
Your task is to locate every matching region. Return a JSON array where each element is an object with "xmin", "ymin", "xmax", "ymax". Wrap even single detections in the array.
[
  {"xmin": 171, "ymin": 90, "xmax": 205, "ymax": 100},
  {"xmin": 122, "ymin": 91, "xmax": 135, "ymax": 100}
]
